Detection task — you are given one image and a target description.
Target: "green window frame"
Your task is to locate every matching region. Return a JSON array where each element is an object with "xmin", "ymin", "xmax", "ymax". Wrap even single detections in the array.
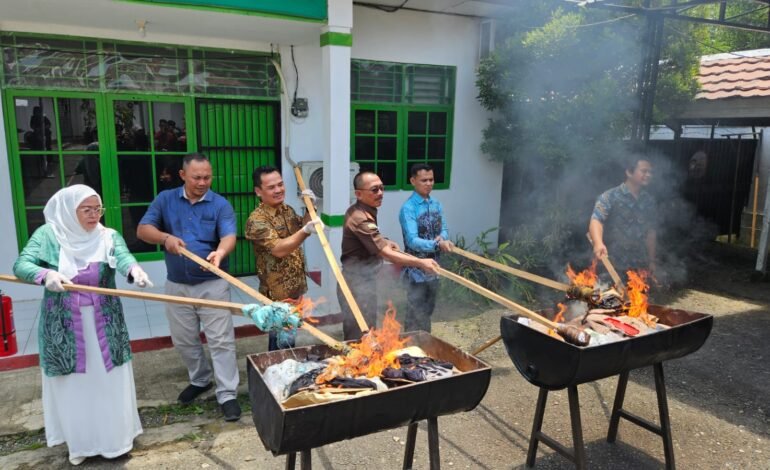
[{"xmin": 350, "ymin": 60, "xmax": 455, "ymax": 190}]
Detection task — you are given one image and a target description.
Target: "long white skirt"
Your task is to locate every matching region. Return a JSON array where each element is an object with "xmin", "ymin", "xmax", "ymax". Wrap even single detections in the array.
[{"xmin": 42, "ymin": 305, "xmax": 143, "ymax": 459}]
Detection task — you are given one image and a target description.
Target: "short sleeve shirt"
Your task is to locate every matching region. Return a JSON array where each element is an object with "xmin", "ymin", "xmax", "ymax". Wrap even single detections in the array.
[
  {"xmin": 139, "ymin": 187, "xmax": 237, "ymax": 284},
  {"xmin": 591, "ymin": 183, "xmax": 656, "ymax": 269},
  {"xmin": 244, "ymin": 203, "xmax": 307, "ymax": 301},
  {"xmin": 341, "ymin": 202, "xmax": 389, "ymax": 271}
]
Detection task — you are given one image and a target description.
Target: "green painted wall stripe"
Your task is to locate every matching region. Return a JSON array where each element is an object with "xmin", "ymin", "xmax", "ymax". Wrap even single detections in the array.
[
  {"xmin": 118, "ymin": 0, "xmax": 327, "ymax": 22},
  {"xmin": 320, "ymin": 32, "xmax": 352, "ymax": 48},
  {"xmin": 321, "ymin": 213, "xmax": 345, "ymax": 227}
]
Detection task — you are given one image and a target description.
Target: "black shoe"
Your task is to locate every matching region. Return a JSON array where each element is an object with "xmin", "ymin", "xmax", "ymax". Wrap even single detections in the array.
[
  {"xmin": 221, "ymin": 399, "xmax": 242, "ymax": 422},
  {"xmin": 177, "ymin": 382, "xmax": 213, "ymax": 405}
]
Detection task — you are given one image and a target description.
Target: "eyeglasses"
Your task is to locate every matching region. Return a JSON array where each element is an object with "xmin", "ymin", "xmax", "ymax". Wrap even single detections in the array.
[
  {"xmin": 359, "ymin": 185, "xmax": 385, "ymax": 194},
  {"xmin": 78, "ymin": 206, "xmax": 105, "ymax": 216}
]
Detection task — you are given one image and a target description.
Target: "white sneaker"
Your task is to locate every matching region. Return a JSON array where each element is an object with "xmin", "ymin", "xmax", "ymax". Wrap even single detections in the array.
[{"xmin": 69, "ymin": 455, "xmax": 86, "ymax": 466}]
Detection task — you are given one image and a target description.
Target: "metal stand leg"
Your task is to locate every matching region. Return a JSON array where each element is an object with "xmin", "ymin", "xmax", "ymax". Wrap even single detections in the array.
[
  {"xmin": 402, "ymin": 422, "xmax": 419, "ymax": 470},
  {"xmin": 526, "ymin": 388, "xmax": 549, "ymax": 467},
  {"xmin": 300, "ymin": 449, "xmax": 311, "ymax": 470},
  {"xmin": 285, "ymin": 452, "xmax": 296, "ymax": 470},
  {"xmin": 428, "ymin": 417, "xmax": 440, "ymax": 470},
  {"xmin": 654, "ymin": 363, "xmax": 676, "ymax": 470},
  {"xmin": 607, "ymin": 371, "xmax": 630, "ymax": 443},
  {"xmin": 567, "ymin": 385, "xmax": 586, "ymax": 470}
]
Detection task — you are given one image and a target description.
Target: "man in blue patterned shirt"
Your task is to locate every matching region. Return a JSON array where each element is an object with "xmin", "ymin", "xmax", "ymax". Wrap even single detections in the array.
[
  {"xmin": 399, "ymin": 163, "xmax": 454, "ymax": 332},
  {"xmin": 589, "ymin": 157, "xmax": 656, "ymax": 279}
]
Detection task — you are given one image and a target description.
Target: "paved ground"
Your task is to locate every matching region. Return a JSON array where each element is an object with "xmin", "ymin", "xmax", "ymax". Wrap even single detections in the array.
[{"xmin": 1, "ymin": 242, "xmax": 769, "ymax": 469}]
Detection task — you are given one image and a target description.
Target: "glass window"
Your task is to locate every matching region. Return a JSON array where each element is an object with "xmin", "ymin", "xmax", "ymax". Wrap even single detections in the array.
[
  {"xmin": 152, "ymin": 102, "xmax": 187, "ymax": 152},
  {"xmin": 14, "ymin": 97, "xmax": 57, "ymax": 151},
  {"xmin": 113, "ymin": 101, "xmax": 151, "ymax": 151},
  {"xmin": 57, "ymin": 98, "xmax": 98, "ymax": 150}
]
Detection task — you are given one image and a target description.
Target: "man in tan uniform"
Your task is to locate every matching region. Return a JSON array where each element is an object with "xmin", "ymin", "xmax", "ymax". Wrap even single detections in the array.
[
  {"xmin": 339, "ymin": 171, "xmax": 439, "ymax": 340},
  {"xmin": 245, "ymin": 166, "xmax": 322, "ymax": 350}
]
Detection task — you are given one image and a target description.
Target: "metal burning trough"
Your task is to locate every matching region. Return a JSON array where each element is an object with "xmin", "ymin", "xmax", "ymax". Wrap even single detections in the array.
[
  {"xmin": 247, "ymin": 331, "xmax": 491, "ymax": 456},
  {"xmin": 501, "ymin": 304, "xmax": 713, "ymax": 390},
  {"xmin": 500, "ymin": 304, "xmax": 713, "ymax": 469}
]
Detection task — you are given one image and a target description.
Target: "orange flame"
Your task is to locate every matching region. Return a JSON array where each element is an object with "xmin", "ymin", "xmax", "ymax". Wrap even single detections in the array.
[
  {"xmin": 284, "ymin": 296, "xmax": 325, "ymax": 324},
  {"xmin": 626, "ymin": 270, "xmax": 656, "ymax": 327},
  {"xmin": 316, "ymin": 301, "xmax": 409, "ymax": 383},
  {"xmin": 566, "ymin": 261, "xmax": 598, "ymax": 288},
  {"xmin": 553, "ymin": 303, "xmax": 567, "ymax": 324}
]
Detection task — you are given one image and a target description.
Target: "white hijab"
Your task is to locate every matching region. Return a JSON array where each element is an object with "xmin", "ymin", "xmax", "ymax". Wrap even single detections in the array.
[{"xmin": 43, "ymin": 184, "xmax": 114, "ymax": 279}]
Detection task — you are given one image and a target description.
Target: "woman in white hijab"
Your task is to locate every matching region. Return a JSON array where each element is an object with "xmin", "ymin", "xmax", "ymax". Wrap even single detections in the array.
[{"xmin": 13, "ymin": 185, "xmax": 152, "ymax": 465}]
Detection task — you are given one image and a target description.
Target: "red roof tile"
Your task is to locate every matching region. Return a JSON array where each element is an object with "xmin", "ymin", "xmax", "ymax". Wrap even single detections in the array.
[{"xmin": 696, "ymin": 52, "xmax": 770, "ymax": 100}]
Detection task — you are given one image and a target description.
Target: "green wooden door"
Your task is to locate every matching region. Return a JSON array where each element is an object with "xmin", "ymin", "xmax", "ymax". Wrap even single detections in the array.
[{"xmin": 196, "ymin": 99, "xmax": 280, "ymax": 276}]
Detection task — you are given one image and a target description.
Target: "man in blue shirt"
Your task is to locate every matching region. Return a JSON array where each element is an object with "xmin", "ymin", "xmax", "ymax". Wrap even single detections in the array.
[
  {"xmin": 137, "ymin": 153, "xmax": 241, "ymax": 421},
  {"xmin": 399, "ymin": 163, "xmax": 454, "ymax": 332},
  {"xmin": 589, "ymin": 157, "xmax": 657, "ymax": 280}
]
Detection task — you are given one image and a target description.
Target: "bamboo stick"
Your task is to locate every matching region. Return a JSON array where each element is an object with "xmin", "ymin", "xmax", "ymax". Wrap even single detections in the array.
[
  {"xmin": 178, "ymin": 248, "xmax": 347, "ymax": 351},
  {"xmin": 0, "ymin": 273, "xmax": 346, "ymax": 351},
  {"xmin": 586, "ymin": 233, "xmax": 625, "ymax": 295},
  {"xmin": 452, "ymin": 246, "xmax": 570, "ymax": 292},
  {"xmin": 471, "ymin": 335, "xmax": 502, "ymax": 356},
  {"xmin": 292, "ymin": 166, "xmax": 369, "ymax": 334}
]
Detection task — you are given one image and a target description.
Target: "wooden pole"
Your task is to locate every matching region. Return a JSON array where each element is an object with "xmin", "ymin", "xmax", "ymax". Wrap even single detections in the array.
[
  {"xmin": 586, "ymin": 233, "xmax": 625, "ymax": 295},
  {"xmin": 177, "ymin": 248, "xmax": 347, "ymax": 351},
  {"xmin": 0, "ymin": 273, "xmax": 346, "ymax": 351},
  {"xmin": 292, "ymin": 166, "xmax": 369, "ymax": 334},
  {"xmin": 471, "ymin": 335, "xmax": 502, "ymax": 356},
  {"xmin": 752, "ymin": 174, "xmax": 760, "ymax": 248},
  {"xmin": 452, "ymin": 247, "xmax": 570, "ymax": 292}
]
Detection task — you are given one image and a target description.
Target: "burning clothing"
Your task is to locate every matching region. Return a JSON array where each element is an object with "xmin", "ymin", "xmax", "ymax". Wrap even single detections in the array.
[
  {"xmin": 339, "ymin": 201, "xmax": 389, "ymax": 340},
  {"xmin": 591, "ymin": 183, "xmax": 656, "ymax": 275},
  {"xmin": 382, "ymin": 354, "xmax": 455, "ymax": 382}
]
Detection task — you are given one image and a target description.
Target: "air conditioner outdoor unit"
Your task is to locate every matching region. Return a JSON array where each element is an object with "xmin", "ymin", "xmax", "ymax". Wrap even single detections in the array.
[{"xmin": 297, "ymin": 161, "xmax": 360, "ymax": 208}]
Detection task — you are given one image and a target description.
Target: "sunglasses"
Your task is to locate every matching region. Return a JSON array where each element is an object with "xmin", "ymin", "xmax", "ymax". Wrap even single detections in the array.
[{"xmin": 359, "ymin": 185, "xmax": 385, "ymax": 194}]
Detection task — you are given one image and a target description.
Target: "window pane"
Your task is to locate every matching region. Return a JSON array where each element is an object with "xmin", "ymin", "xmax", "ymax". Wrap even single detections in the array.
[
  {"xmin": 351, "ymin": 61, "xmax": 402, "ymax": 103},
  {"xmin": 378, "ymin": 111, "xmax": 397, "ymax": 134},
  {"xmin": 114, "ymin": 101, "xmax": 150, "ymax": 151},
  {"xmin": 190, "ymin": 50, "xmax": 279, "ymax": 98},
  {"xmin": 26, "ymin": 209, "xmax": 45, "ymax": 237},
  {"xmin": 58, "ymin": 98, "xmax": 98, "ymax": 150},
  {"xmin": 15, "ymin": 97, "xmax": 57, "ymax": 151},
  {"xmin": 118, "ymin": 155, "xmax": 154, "ymax": 203},
  {"xmin": 378, "ymin": 162, "xmax": 397, "ymax": 186},
  {"xmin": 156, "ymin": 154, "xmax": 184, "ymax": 192},
  {"xmin": 2, "ymin": 37, "xmax": 97, "ymax": 90},
  {"xmin": 121, "ymin": 206, "xmax": 155, "ymax": 253},
  {"xmin": 21, "ymin": 154, "xmax": 61, "ymax": 205},
  {"xmin": 152, "ymin": 103, "xmax": 187, "ymax": 152},
  {"xmin": 408, "ymin": 112, "xmax": 427, "ymax": 135},
  {"xmin": 104, "ymin": 43, "xmax": 187, "ymax": 93},
  {"xmin": 432, "ymin": 162, "xmax": 446, "ymax": 184},
  {"xmin": 378, "ymin": 137, "xmax": 397, "ymax": 161},
  {"xmin": 355, "ymin": 110, "xmax": 375, "ymax": 133},
  {"xmin": 429, "ymin": 113, "xmax": 447, "ymax": 134},
  {"xmin": 64, "ymin": 154, "xmax": 102, "ymax": 194},
  {"xmin": 428, "ymin": 137, "xmax": 446, "ymax": 158},
  {"xmin": 356, "ymin": 161, "xmax": 376, "ymax": 174},
  {"xmin": 407, "ymin": 137, "xmax": 426, "ymax": 158},
  {"xmin": 355, "ymin": 136, "xmax": 375, "ymax": 159}
]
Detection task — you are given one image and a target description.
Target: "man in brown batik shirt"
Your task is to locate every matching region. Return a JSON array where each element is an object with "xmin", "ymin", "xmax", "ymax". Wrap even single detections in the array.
[
  {"xmin": 245, "ymin": 166, "xmax": 322, "ymax": 350},
  {"xmin": 339, "ymin": 171, "xmax": 439, "ymax": 340}
]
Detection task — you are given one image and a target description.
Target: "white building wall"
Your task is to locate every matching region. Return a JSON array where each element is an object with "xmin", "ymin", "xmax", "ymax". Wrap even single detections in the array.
[
  {"xmin": 0, "ymin": 5, "xmax": 503, "ymax": 300},
  {"xmin": 350, "ymin": 6, "xmax": 503, "ymax": 250}
]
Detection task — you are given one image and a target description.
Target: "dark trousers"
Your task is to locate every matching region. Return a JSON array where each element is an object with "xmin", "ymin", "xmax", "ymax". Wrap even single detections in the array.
[
  {"xmin": 404, "ymin": 279, "xmax": 439, "ymax": 333},
  {"xmin": 337, "ymin": 273, "xmax": 378, "ymax": 341}
]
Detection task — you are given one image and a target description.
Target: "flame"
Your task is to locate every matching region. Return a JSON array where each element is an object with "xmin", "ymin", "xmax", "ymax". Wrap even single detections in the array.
[
  {"xmin": 566, "ymin": 261, "xmax": 598, "ymax": 288},
  {"xmin": 284, "ymin": 296, "xmax": 325, "ymax": 324},
  {"xmin": 553, "ymin": 303, "xmax": 567, "ymax": 324},
  {"xmin": 625, "ymin": 270, "xmax": 656, "ymax": 327},
  {"xmin": 316, "ymin": 301, "xmax": 409, "ymax": 383}
]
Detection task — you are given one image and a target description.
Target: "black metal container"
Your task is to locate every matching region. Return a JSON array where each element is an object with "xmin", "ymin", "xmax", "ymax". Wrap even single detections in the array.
[
  {"xmin": 247, "ymin": 331, "xmax": 491, "ymax": 455},
  {"xmin": 500, "ymin": 305, "xmax": 713, "ymax": 390}
]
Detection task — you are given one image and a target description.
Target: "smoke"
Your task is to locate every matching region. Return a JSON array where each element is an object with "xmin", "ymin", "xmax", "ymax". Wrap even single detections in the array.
[{"xmin": 485, "ymin": 6, "xmax": 716, "ymax": 292}]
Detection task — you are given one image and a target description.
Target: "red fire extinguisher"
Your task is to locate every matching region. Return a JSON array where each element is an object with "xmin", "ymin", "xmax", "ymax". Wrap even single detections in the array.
[{"xmin": 0, "ymin": 290, "xmax": 18, "ymax": 357}]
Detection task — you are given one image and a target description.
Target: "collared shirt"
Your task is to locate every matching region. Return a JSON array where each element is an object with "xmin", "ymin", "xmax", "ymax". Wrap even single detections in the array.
[
  {"xmin": 244, "ymin": 202, "xmax": 307, "ymax": 301},
  {"xmin": 139, "ymin": 187, "xmax": 237, "ymax": 284},
  {"xmin": 341, "ymin": 201, "xmax": 389, "ymax": 272},
  {"xmin": 591, "ymin": 182, "xmax": 656, "ymax": 269},
  {"xmin": 399, "ymin": 192, "xmax": 448, "ymax": 282}
]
